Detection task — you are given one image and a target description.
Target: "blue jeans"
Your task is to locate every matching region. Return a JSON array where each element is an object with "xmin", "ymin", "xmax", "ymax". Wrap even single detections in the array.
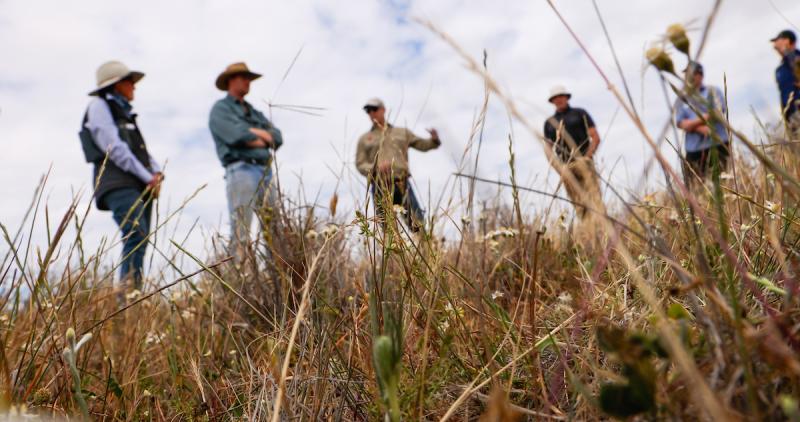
[
  {"xmin": 225, "ymin": 161, "xmax": 273, "ymax": 251},
  {"xmin": 372, "ymin": 178, "xmax": 425, "ymax": 231},
  {"xmin": 103, "ymin": 188, "xmax": 152, "ymax": 288}
]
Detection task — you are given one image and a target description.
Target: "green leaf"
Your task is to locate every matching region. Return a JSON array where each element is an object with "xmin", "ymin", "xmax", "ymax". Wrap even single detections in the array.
[
  {"xmin": 108, "ymin": 375, "xmax": 123, "ymax": 399},
  {"xmin": 667, "ymin": 303, "xmax": 692, "ymax": 320}
]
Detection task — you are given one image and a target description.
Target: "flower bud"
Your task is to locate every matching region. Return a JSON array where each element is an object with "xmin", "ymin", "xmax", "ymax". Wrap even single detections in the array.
[
  {"xmin": 646, "ymin": 47, "xmax": 676, "ymax": 75},
  {"xmin": 666, "ymin": 24, "xmax": 690, "ymax": 55}
]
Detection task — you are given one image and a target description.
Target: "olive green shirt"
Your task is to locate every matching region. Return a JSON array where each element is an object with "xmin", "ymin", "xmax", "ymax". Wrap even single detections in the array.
[{"xmin": 355, "ymin": 124, "xmax": 440, "ymax": 179}]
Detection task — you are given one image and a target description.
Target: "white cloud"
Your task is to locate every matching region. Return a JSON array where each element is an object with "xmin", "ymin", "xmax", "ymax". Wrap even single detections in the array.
[{"xmin": 1, "ymin": 0, "xmax": 798, "ymax": 277}]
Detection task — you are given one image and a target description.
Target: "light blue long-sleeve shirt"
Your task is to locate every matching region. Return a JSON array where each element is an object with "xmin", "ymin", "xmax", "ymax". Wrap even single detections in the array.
[
  {"xmin": 676, "ymin": 85, "xmax": 729, "ymax": 153},
  {"xmin": 84, "ymin": 93, "xmax": 160, "ymax": 183}
]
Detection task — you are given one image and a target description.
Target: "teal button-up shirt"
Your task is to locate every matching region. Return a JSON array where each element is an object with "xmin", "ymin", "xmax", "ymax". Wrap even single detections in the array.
[{"xmin": 208, "ymin": 94, "xmax": 283, "ymax": 166}]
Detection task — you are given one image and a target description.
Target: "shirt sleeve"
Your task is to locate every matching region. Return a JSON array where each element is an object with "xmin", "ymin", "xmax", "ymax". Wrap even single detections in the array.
[
  {"xmin": 580, "ymin": 110, "xmax": 596, "ymax": 128},
  {"xmin": 355, "ymin": 135, "xmax": 375, "ymax": 177},
  {"xmin": 675, "ymin": 102, "xmax": 692, "ymax": 126},
  {"xmin": 258, "ymin": 112, "xmax": 283, "ymax": 150},
  {"xmin": 407, "ymin": 129, "xmax": 440, "ymax": 151},
  {"xmin": 208, "ymin": 102, "xmax": 258, "ymax": 147},
  {"xmin": 543, "ymin": 121, "xmax": 556, "ymax": 143},
  {"xmin": 86, "ymin": 98, "xmax": 154, "ymax": 184}
]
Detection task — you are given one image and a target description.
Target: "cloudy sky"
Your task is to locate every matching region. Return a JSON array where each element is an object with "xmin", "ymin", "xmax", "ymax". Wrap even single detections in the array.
[{"xmin": 1, "ymin": 0, "xmax": 798, "ymax": 277}]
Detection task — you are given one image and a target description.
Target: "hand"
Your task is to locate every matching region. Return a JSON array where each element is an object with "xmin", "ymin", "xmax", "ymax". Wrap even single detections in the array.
[
  {"xmin": 696, "ymin": 125, "xmax": 710, "ymax": 136},
  {"xmin": 427, "ymin": 128, "xmax": 440, "ymax": 142},
  {"xmin": 377, "ymin": 161, "xmax": 392, "ymax": 176},
  {"xmin": 249, "ymin": 128, "xmax": 274, "ymax": 146},
  {"xmin": 147, "ymin": 172, "xmax": 164, "ymax": 198},
  {"xmin": 244, "ymin": 138, "xmax": 268, "ymax": 149}
]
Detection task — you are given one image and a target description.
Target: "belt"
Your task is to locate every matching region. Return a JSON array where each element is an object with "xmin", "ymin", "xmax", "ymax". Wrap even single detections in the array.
[{"xmin": 227, "ymin": 157, "xmax": 267, "ymax": 166}]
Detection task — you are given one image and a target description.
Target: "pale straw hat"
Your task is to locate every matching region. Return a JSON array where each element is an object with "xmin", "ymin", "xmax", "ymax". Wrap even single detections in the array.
[{"xmin": 89, "ymin": 61, "xmax": 144, "ymax": 96}]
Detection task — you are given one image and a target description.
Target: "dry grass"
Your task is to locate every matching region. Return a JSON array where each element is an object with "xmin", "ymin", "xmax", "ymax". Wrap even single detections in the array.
[{"xmin": 2, "ymin": 7, "xmax": 800, "ymax": 421}]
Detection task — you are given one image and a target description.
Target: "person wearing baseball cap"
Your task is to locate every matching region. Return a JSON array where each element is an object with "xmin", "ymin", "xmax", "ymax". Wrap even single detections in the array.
[
  {"xmin": 543, "ymin": 85, "xmax": 602, "ymax": 219},
  {"xmin": 771, "ymin": 29, "xmax": 800, "ymax": 136},
  {"xmin": 78, "ymin": 60, "xmax": 163, "ymax": 290},
  {"xmin": 208, "ymin": 62, "xmax": 283, "ymax": 260},
  {"xmin": 355, "ymin": 97, "xmax": 441, "ymax": 232},
  {"xmin": 676, "ymin": 61, "xmax": 730, "ymax": 185}
]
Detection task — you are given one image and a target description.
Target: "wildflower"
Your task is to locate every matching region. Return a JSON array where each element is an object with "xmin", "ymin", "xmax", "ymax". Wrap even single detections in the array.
[
  {"xmin": 646, "ymin": 47, "xmax": 676, "ymax": 75},
  {"xmin": 558, "ymin": 292, "xmax": 573, "ymax": 303},
  {"xmin": 392, "ymin": 205, "xmax": 406, "ymax": 215},
  {"xmin": 439, "ymin": 319, "xmax": 450, "ymax": 331},
  {"xmin": 229, "ymin": 350, "xmax": 237, "ymax": 355},
  {"xmin": 719, "ymin": 172, "xmax": 733, "ymax": 180},
  {"xmin": 142, "ymin": 389, "xmax": 152, "ymax": 398},
  {"xmin": 305, "ymin": 229, "xmax": 319, "ymax": 240},
  {"xmin": 321, "ymin": 224, "xmax": 339, "ymax": 238},
  {"xmin": 145, "ymin": 331, "xmax": 165, "ymax": 345},
  {"xmin": 642, "ymin": 193, "xmax": 657, "ymax": 207},
  {"xmin": 125, "ymin": 289, "xmax": 142, "ymax": 301},
  {"xmin": 490, "ymin": 290, "xmax": 504, "ymax": 300},
  {"xmin": 666, "ymin": 24, "xmax": 690, "ymax": 55},
  {"xmin": 488, "ymin": 239, "xmax": 500, "ymax": 254},
  {"xmin": 461, "ymin": 215, "xmax": 471, "ymax": 226}
]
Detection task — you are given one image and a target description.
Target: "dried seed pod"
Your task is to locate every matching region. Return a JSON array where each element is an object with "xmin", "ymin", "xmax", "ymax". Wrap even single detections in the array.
[
  {"xmin": 646, "ymin": 47, "xmax": 676, "ymax": 75},
  {"xmin": 666, "ymin": 24, "xmax": 690, "ymax": 55}
]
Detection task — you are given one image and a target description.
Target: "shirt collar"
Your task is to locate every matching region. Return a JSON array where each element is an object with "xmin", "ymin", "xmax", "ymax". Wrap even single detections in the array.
[
  {"xmin": 555, "ymin": 105, "xmax": 572, "ymax": 115},
  {"xmin": 371, "ymin": 122, "xmax": 393, "ymax": 131},
  {"xmin": 225, "ymin": 93, "xmax": 250, "ymax": 107},
  {"xmin": 105, "ymin": 92, "xmax": 134, "ymax": 118}
]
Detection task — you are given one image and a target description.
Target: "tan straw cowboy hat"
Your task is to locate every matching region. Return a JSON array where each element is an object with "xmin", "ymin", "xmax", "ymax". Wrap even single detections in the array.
[
  {"xmin": 215, "ymin": 62, "xmax": 262, "ymax": 90},
  {"xmin": 89, "ymin": 61, "xmax": 144, "ymax": 96}
]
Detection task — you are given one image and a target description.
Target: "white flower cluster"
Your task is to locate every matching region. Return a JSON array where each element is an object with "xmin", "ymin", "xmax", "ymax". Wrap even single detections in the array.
[{"xmin": 484, "ymin": 227, "xmax": 518, "ymax": 240}]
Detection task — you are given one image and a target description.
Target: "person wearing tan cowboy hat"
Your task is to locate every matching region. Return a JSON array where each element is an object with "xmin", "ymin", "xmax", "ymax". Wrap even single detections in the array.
[
  {"xmin": 208, "ymin": 62, "xmax": 283, "ymax": 258},
  {"xmin": 543, "ymin": 85, "xmax": 602, "ymax": 219},
  {"xmin": 355, "ymin": 97, "xmax": 441, "ymax": 232},
  {"xmin": 79, "ymin": 60, "xmax": 163, "ymax": 290}
]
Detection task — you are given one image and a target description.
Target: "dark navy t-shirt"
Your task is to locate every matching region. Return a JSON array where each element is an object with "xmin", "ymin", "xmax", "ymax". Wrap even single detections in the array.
[{"xmin": 543, "ymin": 106, "xmax": 595, "ymax": 161}]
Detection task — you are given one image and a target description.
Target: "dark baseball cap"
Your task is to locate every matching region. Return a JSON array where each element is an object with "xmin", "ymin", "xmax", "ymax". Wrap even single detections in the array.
[
  {"xmin": 771, "ymin": 29, "xmax": 797, "ymax": 43},
  {"xmin": 683, "ymin": 61, "xmax": 704, "ymax": 75}
]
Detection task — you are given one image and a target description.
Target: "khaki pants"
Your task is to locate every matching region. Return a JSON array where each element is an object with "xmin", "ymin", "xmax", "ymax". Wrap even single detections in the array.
[{"xmin": 562, "ymin": 157, "xmax": 603, "ymax": 219}]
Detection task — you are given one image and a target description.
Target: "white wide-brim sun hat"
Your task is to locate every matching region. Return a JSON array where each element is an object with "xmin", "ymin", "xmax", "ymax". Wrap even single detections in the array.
[{"xmin": 89, "ymin": 60, "xmax": 144, "ymax": 96}]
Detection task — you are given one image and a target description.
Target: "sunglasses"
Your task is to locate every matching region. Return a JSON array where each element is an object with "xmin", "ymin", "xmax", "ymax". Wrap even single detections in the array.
[{"xmin": 364, "ymin": 106, "xmax": 379, "ymax": 113}]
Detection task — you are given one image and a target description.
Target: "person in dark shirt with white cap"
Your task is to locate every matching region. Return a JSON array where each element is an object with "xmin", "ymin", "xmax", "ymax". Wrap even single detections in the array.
[
  {"xmin": 543, "ymin": 86, "xmax": 602, "ymax": 219},
  {"xmin": 771, "ymin": 29, "xmax": 800, "ymax": 137}
]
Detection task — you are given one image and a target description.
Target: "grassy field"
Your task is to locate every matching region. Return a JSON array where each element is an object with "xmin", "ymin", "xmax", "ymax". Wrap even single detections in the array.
[{"xmin": 3, "ymin": 10, "xmax": 800, "ymax": 422}]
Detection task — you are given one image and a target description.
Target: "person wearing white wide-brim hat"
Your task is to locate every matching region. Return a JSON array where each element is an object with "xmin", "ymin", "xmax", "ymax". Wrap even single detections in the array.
[
  {"xmin": 543, "ymin": 85, "xmax": 602, "ymax": 219},
  {"xmin": 79, "ymin": 60, "xmax": 163, "ymax": 290}
]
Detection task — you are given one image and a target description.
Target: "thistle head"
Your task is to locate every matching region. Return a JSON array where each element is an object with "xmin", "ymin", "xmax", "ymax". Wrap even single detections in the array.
[
  {"xmin": 646, "ymin": 47, "xmax": 676, "ymax": 75},
  {"xmin": 666, "ymin": 24, "xmax": 690, "ymax": 55}
]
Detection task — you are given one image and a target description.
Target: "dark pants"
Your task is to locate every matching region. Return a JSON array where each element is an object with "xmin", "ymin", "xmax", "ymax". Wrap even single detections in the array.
[
  {"xmin": 685, "ymin": 144, "xmax": 729, "ymax": 183},
  {"xmin": 103, "ymin": 188, "xmax": 152, "ymax": 289},
  {"xmin": 372, "ymin": 178, "xmax": 425, "ymax": 232}
]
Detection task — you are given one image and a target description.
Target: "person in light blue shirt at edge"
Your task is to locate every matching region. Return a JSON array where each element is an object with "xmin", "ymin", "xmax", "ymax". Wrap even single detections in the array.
[
  {"xmin": 208, "ymin": 62, "xmax": 283, "ymax": 260},
  {"xmin": 676, "ymin": 61, "xmax": 729, "ymax": 185},
  {"xmin": 81, "ymin": 61, "xmax": 164, "ymax": 290}
]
